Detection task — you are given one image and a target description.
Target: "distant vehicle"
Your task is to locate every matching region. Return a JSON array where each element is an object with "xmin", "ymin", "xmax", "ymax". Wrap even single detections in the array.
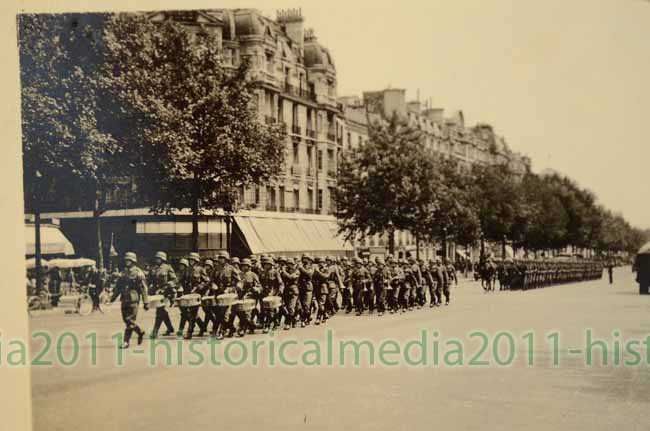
[{"xmin": 634, "ymin": 242, "xmax": 650, "ymax": 295}]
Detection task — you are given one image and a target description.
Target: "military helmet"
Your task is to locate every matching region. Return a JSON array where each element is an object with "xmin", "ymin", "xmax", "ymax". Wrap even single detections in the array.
[
  {"xmin": 301, "ymin": 253, "xmax": 313, "ymax": 262},
  {"xmin": 241, "ymin": 258, "xmax": 252, "ymax": 267},
  {"xmin": 188, "ymin": 252, "xmax": 200, "ymax": 262},
  {"xmin": 231, "ymin": 257, "xmax": 240, "ymax": 265},
  {"xmin": 277, "ymin": 256, "xmax": 287, "ymax": 263},
  {"xmin": 353, "ymin": 257, "xmax": 363, "ymax": 264},
  {"xmin": 376, "ymin": 257, "xmax": 385, "ymax": 265},
  {"xmin": 217, "ymin": 250, "xmax": 230, "ymax": 260},
  {"xmin": 178, "ymin": 258, "xmax": 189, "ymax": 267},
  {"xmin": 261, "ymin": 255, "xmax": 272, "ymax": 264},
  {"xmin": 314, "ymin": 256, "xmax": 323, "ymax": 264},
  {"xmin": 154, "ymin": 251, "xmax": 167, "ymax": 262},
  {"xmin": 286, "ymin": 257, "xmax": 296, "ymax": 265},
  {"xmin": 325, "ymin": 256, "xmax": 333, "ymax": 262},
  {"xmin": 204, "ymin": 259, "xmax": 214, "ymax": 267},
  {"xmin": 124, "ymin": 251, "xmax": 137, "ymax": 263}
]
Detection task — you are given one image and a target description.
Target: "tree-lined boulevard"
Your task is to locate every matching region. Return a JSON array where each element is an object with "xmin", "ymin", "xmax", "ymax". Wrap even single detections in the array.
[{"xmin": 27, "ymin": 270, "xmax": 650, "ymax": 431}]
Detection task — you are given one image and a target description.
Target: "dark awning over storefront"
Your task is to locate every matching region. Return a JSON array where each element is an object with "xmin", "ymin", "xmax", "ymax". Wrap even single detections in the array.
[{"xmin": 233, "ymin": 213, "xmax": 353, "ymax": 257}]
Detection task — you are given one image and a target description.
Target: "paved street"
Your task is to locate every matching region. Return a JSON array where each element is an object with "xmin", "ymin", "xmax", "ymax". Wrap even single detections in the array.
[{"xmin": 30, "ymin": 267, "xmax": 650, "ymax": 431}]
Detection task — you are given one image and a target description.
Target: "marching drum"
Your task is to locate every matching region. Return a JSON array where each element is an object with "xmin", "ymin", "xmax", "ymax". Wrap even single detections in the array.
[
  {"xmin": 262, "ymin": 295, "xmax": 282, "ymax": 310},
  {"xmin": 177, "ymin": 293, "xmax": 201, "ymax": 308},
  {"xmin": 216, "ymin": 293, "xmax": 238, "ymax": 307},
  {"xmin": 147, "ymin": 295, "xmax": 169, "ymax": 309},
  {"xmin": 201, "ymin": 295, "xmax": 217, "ymax": 307},
  {"xmin": 233, "ymin": 298, "xmax": 256, "ymax": 312}
]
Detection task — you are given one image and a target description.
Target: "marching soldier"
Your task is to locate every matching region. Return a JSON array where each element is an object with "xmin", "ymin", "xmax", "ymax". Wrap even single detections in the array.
[
  {"xmin": 326, "ymin": 256, "xmax": 343, "ymax": 315},
  {"xmin": 312, "ymin": 257, "xmax": 330, "ymax": 325},
  {"xmin": 259, "ymin": 255, "xmax": 284, "ymax": 332},
  {"xmin": 281, "ymin": 257, "xmax": 300, "ymax": 330},
  {"xmin": 235, "ymin": 258, "xmax": 262, "ymax": 337},
  {"xmin": 340, "ymin": 257, "xmax": 353, "ymax": 313},
  {"xmin": 373, "ymin": 257, "xmax": 390, "ymax": 316},
  {"xmin": 211, "ymin": 251, "xmax": 240, "ymax": 339},
  {"xmin": 175, "ymin": 258, "xmax": 190, "ymax": 336},
  {"xmin": 148, "ymin": 251, "xmax": 176, "ymax": 339},
  {"xmin": 350, "ymin": 257, "xmax": 371, "ymax": 316},
  {"xmin": 184, "ymin": 252, "xmax": 210, "ymax": 340},
  {"xmin": 297, "ymin": 254, "xmax": 315, "ymax": 327},
  {"xmin": 110, "ymin": 252, "xmax": 149, "ymax": 349}
]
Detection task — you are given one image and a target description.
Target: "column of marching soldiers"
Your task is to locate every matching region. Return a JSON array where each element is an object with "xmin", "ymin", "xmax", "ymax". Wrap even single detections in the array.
[{"xmin": 111, "ymin": 250, "xmax": 604, "ymax": 349}]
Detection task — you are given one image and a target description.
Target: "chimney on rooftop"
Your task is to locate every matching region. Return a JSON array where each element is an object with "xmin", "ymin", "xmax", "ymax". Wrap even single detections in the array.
[{"xmin": 277, "ymin": 8, "xmax": 304, "ymax": 51}]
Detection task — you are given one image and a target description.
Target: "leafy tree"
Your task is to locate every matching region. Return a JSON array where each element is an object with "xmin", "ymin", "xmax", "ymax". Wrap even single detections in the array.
[
  {"xmin": 469, "ymin": 163, "xmax": 521, "ymax": 256},
  {"xmin": 19, "ymin": 13, "xmax": 124, "ymax": 268},
  {"xmin": 334, "ymin": 113, "xmax": 431, "ymax": 255},
  {"xmin": 419, "ymin": 156, "xmax": 480, "ymax": 256},
  {"xmin": 104, "ymin": 14, "xmax": 286, "ymax": 251}
]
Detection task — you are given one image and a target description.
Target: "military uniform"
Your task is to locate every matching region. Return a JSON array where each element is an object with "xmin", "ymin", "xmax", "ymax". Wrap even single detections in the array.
[
  {"xmin": 297, "ymin": 256, "xmax": 315, "ymax": 326},
  {"xmin": 259, "ymin": 257, "xmax": 284, "ymax": 332},
  {"xmin": 281, "ymin": 259, "xmax": 300, "ymax": 329},
  {"xmin": 234, "ymin": 260, "xmax": 262, "ymax": 336},
  {"xmin": 212, "ymin": 252, "xmax": 240, "ymax": 338},
  {"xmin": 148, "ymin": 251, "xmax": 176, "ymax": 338},
  {"xmin": 111, "ymin": 252, "xmax": 149, "ymax": 348}
]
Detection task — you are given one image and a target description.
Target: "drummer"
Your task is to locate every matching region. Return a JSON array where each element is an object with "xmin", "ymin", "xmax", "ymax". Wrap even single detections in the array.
[
  {"xmin": 148, "ymin": 251, "xmax": 176, "ymax": 339},
  {"xmin": 211, "ymin": 251, "xmax": 240, "ymax": 339},
  {"xmin": 233, "ymin": 258, "xmax": 262, "ymax": 337},
  {"xmin": 185, "ymin": 252, "xmax": 211, "ymax": 340},
  {"xmin": 175, "ymin": 258, "xmax": 190, "ymax": 337},
  {"xmin": 258, "ymin": 255, "xmax": 284, "ymax": 333}
]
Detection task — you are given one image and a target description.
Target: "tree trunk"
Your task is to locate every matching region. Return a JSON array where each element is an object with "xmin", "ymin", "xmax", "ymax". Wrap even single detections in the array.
[
  {"xmin": 388, "ymin": 228, "xmax": 395, "ymax": 257},
  {"xmin": 502, "ymin": 237, "xmax": 506, "ymax": 260},
  {"xmin": 94, "ymin": 189, "xmax": 105, "ymax": 270},
  {"xmin": 442, "ymin": 234, "xmax": 448, "ymax": 264},
  {"xmin": 480, "ymin": 237, "xmax": 485, "ymax": 261},
  {"xmin": 35, "ymin": 207, "xmax": 43, "ymax": 293},
  {"xmin": 191, "ymin": 176, "xmax": 200, "ymax": 253},
  {"xmin": 415, "ymin": 234, "xmax": 420, "ymax": 260}
]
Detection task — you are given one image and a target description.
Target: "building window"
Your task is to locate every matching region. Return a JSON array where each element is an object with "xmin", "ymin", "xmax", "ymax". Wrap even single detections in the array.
[
  {"xmin": 279, "ymin": 186, "xmax": 285, "ymax": 208},
  {"xmin": 327, "ymin": 149, "xmax": 334, "ymax": 171},
  {"xmin": 358, "ymin": 136, "xmax": 362, "ymax": 147},
  {"xmin": 293, "ymin": 142, "xmax": 299, "ymax": 163},
  {"xmin": 293, "ymin": 190, "xmax": 299, "ymax": 209},
  {"xmin": 307, "ymin": 189, "xmax": 314, "ymax": 210},
  {"xmin": 307, "ymin": 146, "xmax": 313, "ymax": 173},
  {"xmin": 347, "ymin": 132, "xmax": 351, "ymax": 149},
  {"xmin": 317, "ymin": 189, "xmax": 323, "ymax": 210},
  {"xmin": 254, "ymin": 186, "xmax": 260, "ymax": 205},
  {"xmin": 224, "ymin": 48, "xmax": 233, "ymax": 66},
  {"xmin": 317, "ymin": 150, "xmax": 323, "ymax": 171}
]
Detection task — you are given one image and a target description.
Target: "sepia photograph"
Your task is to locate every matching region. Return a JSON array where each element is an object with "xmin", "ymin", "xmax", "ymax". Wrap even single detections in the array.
[{"xmin": 3, "ymin": 0, "xmax": 650, "ymax": 430}]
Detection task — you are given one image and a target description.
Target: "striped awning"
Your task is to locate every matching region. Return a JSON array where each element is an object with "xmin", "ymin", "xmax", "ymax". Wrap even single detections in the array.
[
  {"xmin": 234, "ymin": 214, "xmax": 353, "ymax": 256},
  {"xmin": 25, "ymin": 224, "xmax": 75, "ymax": 256}
]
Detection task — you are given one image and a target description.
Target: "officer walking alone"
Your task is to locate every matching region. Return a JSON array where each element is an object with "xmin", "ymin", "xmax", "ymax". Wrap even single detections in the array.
[{"xmin": 110, "ymin": 252, "xmax": 149, "ymax": 349}]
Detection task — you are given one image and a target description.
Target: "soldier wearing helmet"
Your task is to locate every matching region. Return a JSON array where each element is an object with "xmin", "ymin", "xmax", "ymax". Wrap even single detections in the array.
[
  {"xmin": 233, "ymin": 258, "xmax": 262, "ymax": 337},
  {"xmin": 110, "ymin": 252, "xmax": 149, "ymax": 349},
  {"xmin": 297, "ymin": 254, "xmax": 315, "ymax": 327},
  {"xmin": 148, "ymin": 251, "xmax": 176, "ymax": 338},
  {"xmin": 259, "ymin": 254, "xmax": 284, "ymax": 333},
  {"xmin": 350, "ymin": 257, "xmax": 371, "ymax": 316},
  {"xmin": 373, "ymin": 257, "xmax": 390, "ymax": 316},
  {"xmin": 211, "ymin": 251, "xmax": 240, "ymax": 339},
  {"xmin": 281, "ymin": 257, "xmax": 300, "ymax": 330}
]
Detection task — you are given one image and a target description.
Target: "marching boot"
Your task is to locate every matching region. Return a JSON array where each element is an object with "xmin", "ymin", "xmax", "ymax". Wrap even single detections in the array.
[
  {"xmin": 120, "ymin": 328, "xmax": 132, "ymax": 349},
  {"xmin": 136, "ymin": 327, "xmax": 145, "ymax": 345}
]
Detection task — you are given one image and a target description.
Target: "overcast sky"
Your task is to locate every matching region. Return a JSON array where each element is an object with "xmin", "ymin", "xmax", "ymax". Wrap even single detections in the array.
[{"xmin": 258, "ymin": 0, "xmax": 649, "ymax": 228}]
